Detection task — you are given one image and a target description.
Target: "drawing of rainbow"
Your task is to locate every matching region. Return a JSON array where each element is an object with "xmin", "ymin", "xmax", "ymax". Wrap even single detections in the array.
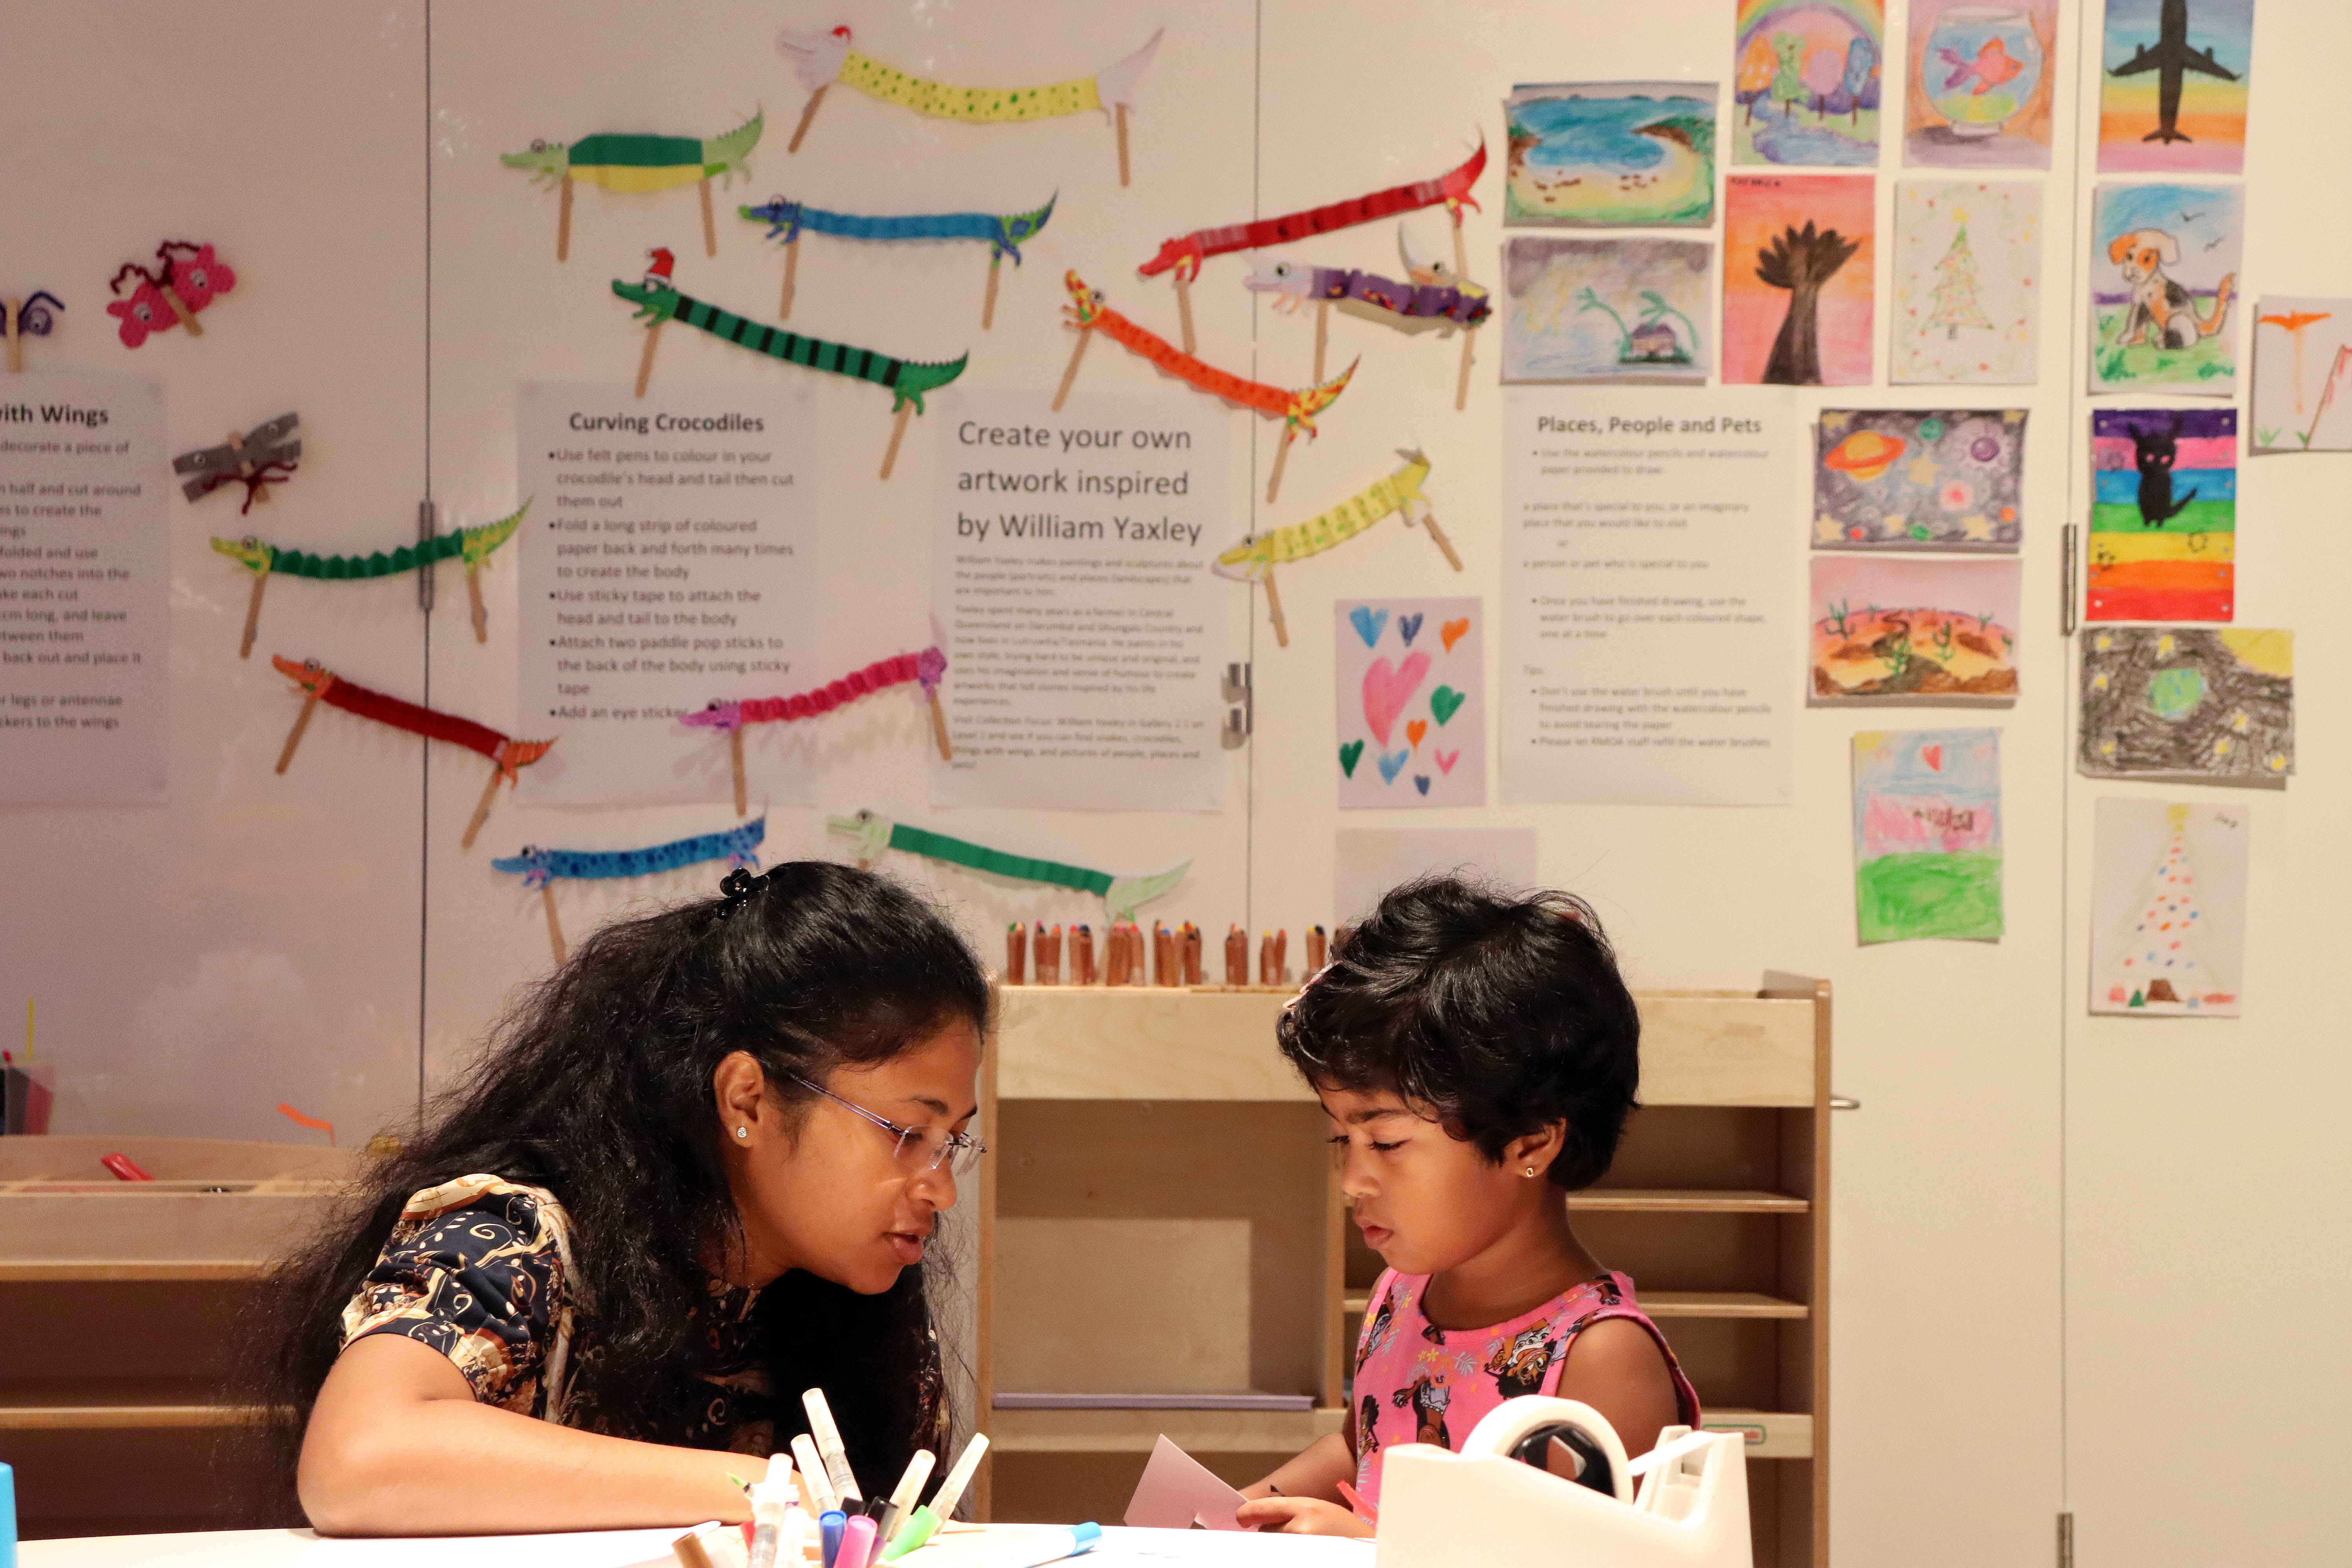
[{"xmin": 2087, "ymin": 408, "xmax": 2235, "ymax": 622}]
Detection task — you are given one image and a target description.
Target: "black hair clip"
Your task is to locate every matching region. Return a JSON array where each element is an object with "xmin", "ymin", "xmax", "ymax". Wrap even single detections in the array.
[{"xmin": 714, "ymin": 866, "xmax": 772, "ymax": 920}]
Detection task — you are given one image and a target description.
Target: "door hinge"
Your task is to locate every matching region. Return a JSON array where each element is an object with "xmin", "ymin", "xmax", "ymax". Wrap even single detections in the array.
[
  {"xmin": 1221, "ymin": 661, "xmax": 1252, "ymax": 749},
  {"xmin": 2061, "ymin": 524, "xmax": 2079, "ymax": 637},
  {"xmin": 2058, "ymin": 1510, "xmax": 2074, "ymax": 1568},
  {"xmin": 417, "ymin": 500, "xmax": 439, "ymax": 612}
]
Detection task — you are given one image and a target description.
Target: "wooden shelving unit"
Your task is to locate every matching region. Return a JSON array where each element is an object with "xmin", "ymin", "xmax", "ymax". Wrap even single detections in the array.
[
  {"xmin": 975, "ymin": 975, "xmax": 1831, "ymax": 1568},
  {"xmin": 0, "ymin": 1136, "xmax": 357, "ymax": 1538}
]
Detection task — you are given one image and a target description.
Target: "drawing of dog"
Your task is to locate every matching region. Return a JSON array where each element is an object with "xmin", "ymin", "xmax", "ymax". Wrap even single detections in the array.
[{"xmin": 2109, "ymin": 228, "xmax": 2235, "ymax": 350}]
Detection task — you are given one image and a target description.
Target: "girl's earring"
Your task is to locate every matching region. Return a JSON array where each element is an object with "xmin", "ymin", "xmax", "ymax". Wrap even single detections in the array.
[
  {"xmin": 1523, "ymin": 1166, "xmax": 1537, "ymax": 1178},
  {"xmin": 737, "ymin": 1127, "xmax": 750, "ymax": 1140}
]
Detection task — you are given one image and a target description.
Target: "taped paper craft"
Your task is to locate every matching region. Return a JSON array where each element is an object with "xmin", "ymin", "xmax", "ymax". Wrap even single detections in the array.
[
  {"xmin": 270, "ymin": 655, "xmax": 554, "ymax": 849},
  {"xmin": 1212, "ymin": 453, "xmax": 1456, "ymax": 648},
  {"xmin": 1124, "ymin": 1436, "xmax": 1247, "ymax": 1531},
  {"xmin": 1056, "ymin": 270, "xmax": 1352, "ymax": 504},
  {"xmin": 741, "ymin": 193, "xmax": 1054, "ymax": 327},
  {"xmin": 495, "ymin": 817, "xmax": 766, "ymax": 963},
  {"xmin": 174, "ymin": 413, "xmax": 301, "ymax": 513},
  {"xmin": 106, "ymin": 241, "xmax": 234, "ymax": 347},
  {"xmin": 614, "ymin": 250, "xmax": 964, "ymax": 478},
  {"xmin": 1141, "ymin": 141, "xmax": 1484, "ymax": 283},
  {"xmin": 681, "ymin": 647, "xmax": 949, "ymax": 816},
  {"xmin": 828, "ymin": 809, "xmax": 1187, "ymax": 924},
  {"xmin": 778, "ymin": 25, "xmax": 1162, "ymax": 183},
  {"xmin": 212, "ymin": 501, "xmax": 527, "ymax": 658},
  {"xmin": 503, "ymin": 112, "xmax": 763, "ymax": 260},
  {"xmin": 3, "ymin": 291, "xmax": 63, "ymax": 373},
  {"xmin": 1246, "ymin": 225, "xmax": 1490, "ymax": 403}
]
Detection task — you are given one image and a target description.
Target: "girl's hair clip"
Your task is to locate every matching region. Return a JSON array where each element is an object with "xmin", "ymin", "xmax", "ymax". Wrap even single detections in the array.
[
  {"xmin": 715, "ymin": 866, "xmax": 773, "ymax": 919},
  {"xmin": 1282, "ymin": 963, "xmax": 1334, "ymax": 1014}
]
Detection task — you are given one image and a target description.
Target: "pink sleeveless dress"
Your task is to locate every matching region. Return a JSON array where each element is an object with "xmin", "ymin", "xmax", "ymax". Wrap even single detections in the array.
[{"xmin": 1349, "ymin": 1268, "xmax": 1701, "ymax": 1506}]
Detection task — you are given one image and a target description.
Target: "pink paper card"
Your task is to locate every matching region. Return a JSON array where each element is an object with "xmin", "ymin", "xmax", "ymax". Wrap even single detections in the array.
[{"xmin": 1124, "ymin": 1434, "xmax": 1248, "ymax": 1531}]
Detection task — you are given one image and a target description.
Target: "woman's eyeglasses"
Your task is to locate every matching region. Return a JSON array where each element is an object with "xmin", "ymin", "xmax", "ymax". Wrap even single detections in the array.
[{"xmin": 789, "ymin": 1074, "xmax": 987, "ymax": 1178}]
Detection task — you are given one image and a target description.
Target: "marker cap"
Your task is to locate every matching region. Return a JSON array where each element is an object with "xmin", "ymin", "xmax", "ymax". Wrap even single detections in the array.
[
  {"xmin": 836, "ymin": 1514, "xmax": 878, "ymax": 1568},
  {"xmin": 880, "ymin": 1503, "xmax": 937, "ymax": 1562},
  {"xmin": 818, "ymin": 1509, "xmax": 847, "ymax": 1568}
]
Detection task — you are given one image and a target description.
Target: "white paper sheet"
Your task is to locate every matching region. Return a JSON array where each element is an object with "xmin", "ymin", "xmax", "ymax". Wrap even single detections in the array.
[
  {"xmin": 0, "ymin": 372, "xmax": 168, "ymax": 803},
  {"xmin": 516, "ymin": 381, "xmax": 818, "ymax": 805},
  {"xmin": 1499, "ymin": 388, "xmax": 1795, "ymax": 804},
  {"xmin": 2089, "ymin": 798, "xmax": 2250, "ymax": 1017},
  {"xmin": 296, "ymin": 1525, "xmax": 682, "ymax": 1568},
  {"xmin": 1332, "ymin": 598, "xmax": 1485, "ymax": 808}
]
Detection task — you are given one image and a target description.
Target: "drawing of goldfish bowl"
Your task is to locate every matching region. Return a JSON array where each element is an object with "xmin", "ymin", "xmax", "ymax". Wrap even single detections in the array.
[{"xmin": 1924, "ymin": 7, "xmax": 2043, "ymax": 138}]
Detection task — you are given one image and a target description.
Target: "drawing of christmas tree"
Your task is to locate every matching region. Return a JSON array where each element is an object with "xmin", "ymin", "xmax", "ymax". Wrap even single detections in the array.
[
  {"xmin": 2102, "ymin": 805, "xmax": 2234, "ymax": 1012},
  {"xmin": 1927, "ymin": 214, "xmax": 1993, "ymax": 342}
]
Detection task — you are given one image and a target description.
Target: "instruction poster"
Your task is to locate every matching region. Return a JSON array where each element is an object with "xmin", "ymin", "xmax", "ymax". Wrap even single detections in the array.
[
  {"xmin": 1499, "ymin": 388, "xmax": 1795, "ymax": 804},
  {"xmin": 0, "ymin": 372, "xmax": 167, "ymax": 803},
  {"xmin": 516, "ymin": 381, "xmax": 817, "ymax": 806},
  {"xmin": 930, "ymin": 389, "xmax": 1229, "ymax": 811}
]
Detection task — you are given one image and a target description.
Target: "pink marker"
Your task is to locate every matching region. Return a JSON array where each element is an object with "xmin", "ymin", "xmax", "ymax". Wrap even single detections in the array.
[{"xmin": 834, "ymin": 1514, "xmax": 877, "ymax": 1568}]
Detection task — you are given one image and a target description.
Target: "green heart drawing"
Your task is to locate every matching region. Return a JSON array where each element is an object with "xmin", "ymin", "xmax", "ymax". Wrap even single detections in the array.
[
  {"xmin": 1338, "ymin": 739, "xmax": 1365, "ymax": 777},
  {"xmin": 1429, "ymin": 686, "xmax": 1466, "ymax": 726}
]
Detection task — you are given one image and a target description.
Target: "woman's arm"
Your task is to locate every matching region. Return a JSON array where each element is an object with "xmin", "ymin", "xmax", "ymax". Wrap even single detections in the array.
[{"xmin": 299, "ymin": 1335, "xmax": 757, "ymax": 1536}]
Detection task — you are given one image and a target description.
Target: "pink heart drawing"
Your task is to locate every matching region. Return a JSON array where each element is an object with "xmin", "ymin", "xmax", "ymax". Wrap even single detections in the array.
[
  {"xmin": 1361, "ymin": 651, "xmax": 1431, "ymax": 747},
  {"xmin": 1435, "ymin": 748, "xmax": 1460, "ymax": 775},
  {"xmin": 1922, "ymin": 744, "xmax": 1943, "ymax": 771}
]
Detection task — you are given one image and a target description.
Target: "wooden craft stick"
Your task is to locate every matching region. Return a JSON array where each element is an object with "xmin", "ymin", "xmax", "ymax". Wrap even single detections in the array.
[
  {"xmin": 1451, "ymin": 207, "xmax": 1471, "ymax": 278},
  {"xmin": 5, "ymin": 300, "xmax": 20, "ymax": 375},
  {"xmin": 1265, "ymin": 427, "xmax": 1294, "ymax": 505},
  {"xmin": 1173, "ymin": 273, "xmax": 1196, "ymax": 355},
  {"xmin": 164, "ymin": 286, "xmax": 203, "ymax": 337},
  {"xmin": 879, "ymin": 403, "xmax": 913, "ymax": 481},
  {"xmin": 461, "ymin": 764, "xmax": 504, "ymax": 850},
  {"xmin": 634, "ymin": 321, "xmax": 663, "ymax": 399},
  {"xmin": 275, "ymin": 690, "xmax": 319, "ymax": 774},
  {"xmin": 1419, "ymin": 509, "xmax": 1464, "ymax": 572},
  {"xmin": 730, "ymin": 728, "xmax": 748, "ymax": 817},
  {"xmin": 926, "ymin": 687, "xmax": 954, "ymax": 761},
  {"xmin": 1116, "ymin": 103, "xmax": 1132, "ymax": 188},
  {"xmin": 699, "ymin": 178, "xmax": 717, "ymax": 258},
  {"xmin": 1051, "ymin": 328, "xmax": 1093, "ymax": 412},
  {"xmin": 1262, "ymin": 568, "xmax": 1289, "ymax": 648},
  {"xmin": 1314, "ymin": 299, "xmax": 1329, "ymax": 384},
  {"xmin": 239, "ymin": 572, "xmax": 268, "ymax": 659},
  {"xmin": 1455, "ymin": 328, "xmax": 1477, "ymax": 412},
  {"xmin": 558, "ymin": 174, "xmax": 574, "ymax": 262},
  {"xmin": 788, "ymin": 85, "xmax": 829, "ymax": 153},
  {"xmin": 542, "ymin": 886, "xmax": 567, "ymax": 965},
  {"xmin": 982, "ymin": 253, "xmax": 1002, "ymax": 330},
  {"xmin": 466, "ymin": 569, "xmax": 488, "ymax": 642},
  {"xmin": 780, "ymin": 234, "xmax": 800, "ymax": 319}
]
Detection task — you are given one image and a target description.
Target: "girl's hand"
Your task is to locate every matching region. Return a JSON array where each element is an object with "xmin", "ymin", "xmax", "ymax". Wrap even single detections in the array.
[{"xmin": 1235, "ymin": 1496, "xmax": 1374, "ymax": 1538}]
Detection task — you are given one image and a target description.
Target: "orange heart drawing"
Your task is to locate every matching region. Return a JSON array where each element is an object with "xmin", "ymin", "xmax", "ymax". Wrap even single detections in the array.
[
  {"xmin": 1406, "ymin": 719, "xmax": 1428, "ymax": 750},
  {"xmin": 1922, "ymin": 745, "xmax": 1943, "ymax": 771},
  {"xmin": 1441, "ymin": 618, "xmax": 1471, "ymax": 652}
]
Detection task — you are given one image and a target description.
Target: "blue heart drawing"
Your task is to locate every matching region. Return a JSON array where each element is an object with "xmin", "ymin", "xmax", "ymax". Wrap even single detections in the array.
[
  {"xmin": 1376, "ymin": 748, "xmax": 1410, "ymax": 784},
  {"xmin": 1349, "ymin": 606, "xmax": 1389, "ymax": 648},
  {"xmin": 1414, "ymin": 775, "xmax": 1431, "ymax": 795},
  {"xmin": 1397, "ymin": 613, "xmax": 1424, "ymax": 646}
]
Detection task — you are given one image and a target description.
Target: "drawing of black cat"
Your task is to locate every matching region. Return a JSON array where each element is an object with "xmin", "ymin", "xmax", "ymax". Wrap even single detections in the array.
[{"xmin": 2131, "ymin": 421, "xmax": 2197, "ymax": 526}]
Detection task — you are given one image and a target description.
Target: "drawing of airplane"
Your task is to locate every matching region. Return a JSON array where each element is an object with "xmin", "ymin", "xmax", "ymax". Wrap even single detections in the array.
[{"xmin": 2111, "ymin": 0, "xmax": 2239, "ymax": 145}]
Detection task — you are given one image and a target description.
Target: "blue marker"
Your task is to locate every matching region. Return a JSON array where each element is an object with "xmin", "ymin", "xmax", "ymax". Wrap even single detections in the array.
[
  {"xmin": 820, "ymin": 1508, "xmax": 847, "ymax": 1568},
  {"xmin": 996, "ymin": 1523, "xmax": 1102, "ymax": 1566},
  {"xmin": 2, "ymin": 1460, "xmax": 15, "ymax": 1568}
]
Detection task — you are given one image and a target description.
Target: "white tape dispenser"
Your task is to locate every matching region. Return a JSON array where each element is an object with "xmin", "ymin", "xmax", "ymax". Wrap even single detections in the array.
[{"xmin": 1375, "ymin": 1396, "xmax": 1752, "ymax": 1568}]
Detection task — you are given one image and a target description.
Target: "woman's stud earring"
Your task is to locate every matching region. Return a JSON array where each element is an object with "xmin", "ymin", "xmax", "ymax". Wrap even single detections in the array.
[
  {"xmin": 1523, "ymin": 1166, "xmax": 1537, "ymax": 1177},
  {"xmin": 736, "ymin": 1127, "xmax": 750, "ymax": 1139}
]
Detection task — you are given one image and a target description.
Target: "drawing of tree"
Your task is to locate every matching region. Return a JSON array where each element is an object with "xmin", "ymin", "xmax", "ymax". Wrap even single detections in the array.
[
  {"xmin": 1738, "ymin": 34, "xmax": 1778, "ymax": 123},
  {"xmin": 1804, "ymin": 46, "xmax": 1843, "ymax": 119},
  {"xmin": 2104, "ymin": 805, "xmax": 2229, "ymax": 1009},
  {"xmin": 1574, "ymin": 286, "xmax": 1636, "ymax": 363},
  {"xmin": 1757, "ymin": 221, "xmax": 1860, "ymax": 385},
  {"xmin": 1928, "ymin": 218, "xmax": 1994, "ymax": 340},
  {"xmin": 1769, "ymin": 35, "xmax": 1806, "ymax": 118},
  {"xmin": 1842, "ymin": 37, "xmax": 1879, "ymax": 125}
]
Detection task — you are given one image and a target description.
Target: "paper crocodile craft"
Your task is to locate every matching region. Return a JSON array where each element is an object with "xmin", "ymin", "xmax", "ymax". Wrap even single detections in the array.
[
  {"xmin": 740, "ymin": 192, "xmax": 1055, "ymax": 327},
  {"xmin": 1140, "ymin": 140, "xmax": 1485, "ymax": 282},
  {"xmin": 211, "ymin": 501, "xmax": 527, "ymax": 656},
  {"xmin": 828, "ymin": 809, "xmax": 1189, "ymax": 924},
  {"xmin": 1209, "ymin": 453, "xmax": 1458, "ymax": 648},
  {"xmin": 503, "ymin": 112, "xmax": 764, "ymax": 260},
  {"xmin": 680, "ymin": 646, "xmax": 949, "ymax": 815},
  {"xmin": 495, "ymin": 816, "xmax": 766, "ymax": 889},
  {"xmin": 612, "ymin": 272, "xmax": 966, "ymax": 414}
]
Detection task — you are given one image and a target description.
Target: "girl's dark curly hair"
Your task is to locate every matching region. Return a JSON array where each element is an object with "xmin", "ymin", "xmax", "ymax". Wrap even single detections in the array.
[
  {"xmin": 1275, "ymin": 876, "xmax": 1639, "ymax": 1189},
  {"xmin": 239, "ymin": 860, "xmax": 991, "ymax": 1522}
]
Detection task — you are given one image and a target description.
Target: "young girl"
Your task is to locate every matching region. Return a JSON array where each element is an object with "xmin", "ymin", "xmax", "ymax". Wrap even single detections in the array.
[
  {"xmin": 1237, "ymin": 877, "xmax": 1699, "ymax": 1538},
  {"xmin": 253, "ymin": 861, "xmax": 990, "ymax": 1534}
]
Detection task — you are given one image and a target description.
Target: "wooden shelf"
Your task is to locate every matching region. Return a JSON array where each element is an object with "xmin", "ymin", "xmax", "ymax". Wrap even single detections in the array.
[
  {"xmin": 1574, "ymin": 1187, "xmax": 1808, "ymax": 1214},
  {"xmin": 1699, "ymin": 1409, "xmax": 1814, "ymax": 1461},
  {"xmin": 989, "ymin": 1404, "xmax": 1346, "ymax": 1455},
  {"xmin": 0, "ymin": 1379, "xmax": 263, "ymax": 1430},
  {"xmin": 1342, "ymin": 1289, "xmax": 1807, "ymax": 1320}
]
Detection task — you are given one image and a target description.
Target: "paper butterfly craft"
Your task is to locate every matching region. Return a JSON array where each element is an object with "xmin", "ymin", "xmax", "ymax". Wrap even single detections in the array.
[
  {"xmin": 503, "ymin": 112, "xmax": 763, "ymax": 261},
  {"xmin": 1056, "ymin": 270, "xmax": 1354, "ymax": 504},
  {"xmin": 270, "ymin": 656, "xmax": 553, "ymax": 849},
  {"xmin": 828, "ymin": 808, "xmax": 1188, "ymax": 924},
  {"xmin": 742, "ymin": 193, "xmax": 1055, "ymax": 328},
  {"xmin": 614, "ymin": 250, "xmax": 965, "ymax": 480},
  {"xmin": 1139, "ymin": 140, "xmax": 1485, "ymax": 283},
  {"xmin": 213, "ymin": 500, "xmax": 528, "ymax": 657},
  {"xmin": 779, "ymin": 25, "xmax": 1163, "ymax": 185},
  {"xmin": 1212, "ymin": 453, "xmax": 1458, "ymax": 648},
  {"xmin": 681, "ymin": 646, "xmax": 950, "ymax": 816},
  {"xmin": 175, "ymin": 412, "xmax": 301, "ymax": 514},
  {"xmin": 3, "ymin": 291, "xmax": 63, "ymax": 372},
  {"xmin": 107, "ymin": 241, "xmax": 234, "ymax": 347},
  {"xmin": 495, "ymin": 817, "xmax": 768, "ymax": 963}
]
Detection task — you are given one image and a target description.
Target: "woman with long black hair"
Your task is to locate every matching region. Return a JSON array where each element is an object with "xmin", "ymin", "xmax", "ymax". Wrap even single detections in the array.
[{"xmin": 255, "ymin": 860, "xmax": 990, "ymax": 1534}]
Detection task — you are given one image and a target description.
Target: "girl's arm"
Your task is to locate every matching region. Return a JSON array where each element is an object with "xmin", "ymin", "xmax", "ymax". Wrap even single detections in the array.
[
  {"xmin": 299, "ymin": 1334, "xmax": 757, "ymax": 1535},
  {"xmin": 1555, "ymin": 1316, "xmax": 1682, "ymax": 1463},
  {"xmin": 1238, "ymin": 1429, "xmax": 1354, "ymax": 1503}
]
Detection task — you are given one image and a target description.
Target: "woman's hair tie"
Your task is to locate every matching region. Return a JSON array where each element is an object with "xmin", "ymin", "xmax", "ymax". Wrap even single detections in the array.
[{"xmin": 714, "ymin": 866, "xmax": 773, "ymax": 919}]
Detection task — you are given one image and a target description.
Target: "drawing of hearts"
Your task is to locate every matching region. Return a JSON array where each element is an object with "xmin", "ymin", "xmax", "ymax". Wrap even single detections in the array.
[
  {"xmin": 1441, "ymin": 617, "xmax": 1471, "ymax": 652},
  {"xmin": 1922, "ymin": 744, "xmax": 1943, "ymax": 771},
  {"xmin": 1398, "ymin": 613, "xmax": 1424, "ymax": 646},
  {"xmin": 1435, "ymin": 749, "xmax": 1460, "ymax": 774},
  {"xmin": 1348, "ymin": 606, "xmax": 1389, "ymax": 647},
  {"xmin": 1414, "ymin": 775, "xmax": 1431, "ymax": 795},
  {"xmin": 1339, "ymin": 739, "xmax": 1365, "ymax": 777},
  {"xmin": 1376, "ymin": 748, "xmax": 1410, "ymax": 785},
  {"xmin": 1406, "ymin": 719, "xmax": 1428, "ymax": 750},
  {"xmin": 1429, "ymin": 685, "xmax": 1465, "ymax": 726},
  {"xmin": 1360, "ymin": 651, "xmax": 1431, "ymax": 746}
]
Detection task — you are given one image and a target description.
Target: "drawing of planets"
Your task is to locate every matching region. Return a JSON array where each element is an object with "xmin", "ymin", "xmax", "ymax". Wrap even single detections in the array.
[
  {"xmin": 1824, "ymin": 428, "xmax": 1907, "ymax": 482},
  {"xmin": 2148, "ymin": 666, "xmax": 2206, "ymax": 719}
]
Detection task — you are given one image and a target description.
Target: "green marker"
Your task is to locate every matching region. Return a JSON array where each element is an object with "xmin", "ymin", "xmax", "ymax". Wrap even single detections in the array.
[{"xmin": 884, "ymin": 1432, "xmax": 987, "ymax": 1559}]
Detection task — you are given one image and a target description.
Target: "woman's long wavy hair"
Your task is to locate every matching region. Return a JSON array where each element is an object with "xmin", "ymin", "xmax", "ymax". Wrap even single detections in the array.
[{"xmin": 241, "ymin": 860, "xmax": 992, "ymax": 1522}]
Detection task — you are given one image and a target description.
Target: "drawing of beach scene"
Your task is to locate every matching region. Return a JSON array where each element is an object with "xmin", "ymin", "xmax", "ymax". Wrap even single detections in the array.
[
  {"xmin": 1504, "ymin": 83, "xmax": 1717, "ymax": 227},
  {"xmin": 1810, "ymin": 555, "xmax": 2020, "ymax": 704},
  {"xmin": 1501, "ymin": 237, "xmax": 1712, "ymax": 384},
  {"xmin": 1735, "ymin": 0, "xmax": 1885, "ymax": 167}
]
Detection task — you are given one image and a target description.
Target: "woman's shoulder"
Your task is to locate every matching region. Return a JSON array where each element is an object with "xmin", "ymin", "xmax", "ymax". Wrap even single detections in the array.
[{"xmin": 386, "ymin": 1174, "xmax": 579, "ymax": 1267}]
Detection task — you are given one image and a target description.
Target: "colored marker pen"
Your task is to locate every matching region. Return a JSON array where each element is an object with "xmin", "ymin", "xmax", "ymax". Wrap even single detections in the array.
[
  {"xmin": 802, "ymin": 1387, "xmax": 864, "ymax": 1502},
  {"xmin": 992, "ymin": 1522, "xmax": 1102, "ymax": 1567},
  {"xmin": 819, "ymin": 1509, "xmax": 847, "ymax": 1568},
  {"xmin": 834, "ymin": 1514, "xmax": 878, "ymax": 1568},
  {"xmin": 2, "ymin": 1461, "xmax": 15, "ymax": 1568},
  {"xmin": 793, "ymin": 1434, "xmax": 838, "ymax": 1515},
  {"xmin": 884, "ymin": 1432, "xmax": 987, "ymax": 1559},
  {"xmin": 877, "ymin": 1448, "xmax": 933, "ymax": 1544}
]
